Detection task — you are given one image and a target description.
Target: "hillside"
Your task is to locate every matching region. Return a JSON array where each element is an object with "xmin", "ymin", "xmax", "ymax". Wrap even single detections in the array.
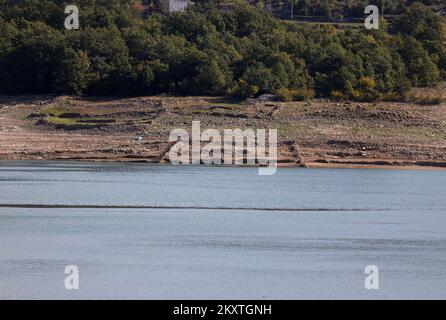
[{"xmin": 0, "ymin": 0, "xmax": 445, "ymax": 101}]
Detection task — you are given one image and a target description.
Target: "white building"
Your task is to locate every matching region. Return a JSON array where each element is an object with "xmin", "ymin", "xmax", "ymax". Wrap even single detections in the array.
[{"xmin": 160, "ymin": 0, "xmax": 192, "ymax": 12}]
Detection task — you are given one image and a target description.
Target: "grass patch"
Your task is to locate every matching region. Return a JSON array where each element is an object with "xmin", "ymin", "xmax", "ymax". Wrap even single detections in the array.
[
  {"xmin": 47, "ymin": 116, "xmax": 79, "ymax": 125},
  {"xmin": 41, "ymin": 105, "xmax": 66, "ymax": 117},
  {"xmin": 35, "ymin": 105, "xmax": 113, "ymax": 129}
]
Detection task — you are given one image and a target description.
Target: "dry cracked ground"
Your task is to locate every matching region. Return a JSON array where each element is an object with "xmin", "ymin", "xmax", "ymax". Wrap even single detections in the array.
[{"xmin": 1, "ymin": 95, "xmax": 446, "ymax": 169}]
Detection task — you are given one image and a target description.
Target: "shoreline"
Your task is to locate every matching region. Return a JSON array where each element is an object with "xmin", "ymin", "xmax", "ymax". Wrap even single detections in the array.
[
  {"xmin": 1, "ymin": 158, "xmax": 445, "ymax": 171},
  {"xmin": 1, "ymin": 95, "xmax": 445, "ymax": 170}
]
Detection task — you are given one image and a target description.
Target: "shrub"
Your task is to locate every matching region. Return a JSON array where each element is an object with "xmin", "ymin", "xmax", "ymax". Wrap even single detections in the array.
[
  {"xmin": 276, "ymin": 88, "xmax": 315, "ymax": 102},
  {"xmin": 232, "ymin": 80, "xmax": 259, "ymax": 99},
  {"xmin": 330, "ymin": 90, "xmax": 344, "ymax": 101},
  {"xmin": 404, "ymin": 88, "xmax": 446, "ymax": 105},
  {"xmin": 276, "ymin": 88, "xmax": 293, "ymax": 102}
]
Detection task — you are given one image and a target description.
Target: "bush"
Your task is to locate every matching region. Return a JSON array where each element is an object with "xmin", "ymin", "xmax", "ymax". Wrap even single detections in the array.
[
  {"xmin": 291, "ymin": 88, "xmax": 315, "ymax": 101},
  {"xmin": 276, "ymin": 88, "xmax": 315, "ymax": 102},
  {"xmin": 404, "ymin": 87, "xmax": 446, "ymax": 105},
  {"xmin": 330, "ymin": 91, "xmax": 344, "ymax": 101},
  {"xmin": 276, "ymin": 88, "xmax": 293, "ymax": 102},
  {"xmin": 232, "ymin": 80, "xmax": 259, "ymax": 99}
]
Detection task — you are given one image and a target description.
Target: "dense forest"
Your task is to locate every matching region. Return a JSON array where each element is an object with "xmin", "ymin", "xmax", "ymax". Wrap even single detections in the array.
[
  {"xmin": 0, "ymin": 0, "xmax": 445, "ymax": 101},
  {"xmin": 252, "ymin": 0, "xmax": 445, "ymax": 20}
]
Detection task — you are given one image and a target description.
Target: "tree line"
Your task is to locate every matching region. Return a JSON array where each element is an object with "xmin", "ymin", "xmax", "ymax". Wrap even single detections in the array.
[
  {"xmin": 0, "ymin": 0, "xmax": 445, "ymax": 101},
  {"xmin": 252, "ymin": 0, "xmax": 445, "ymax": 20}
]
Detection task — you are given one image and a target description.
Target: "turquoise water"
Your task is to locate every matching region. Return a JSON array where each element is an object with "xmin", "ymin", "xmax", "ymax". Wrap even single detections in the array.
[{"xmin": 0, "ymin": 161, "xmax": 445, "ymax": 299}]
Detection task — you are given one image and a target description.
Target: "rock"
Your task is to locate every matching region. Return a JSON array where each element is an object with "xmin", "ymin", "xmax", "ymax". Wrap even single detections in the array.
[{"xmin": 256, "ymin": 94, "xmax": 278, "ymax": 102}]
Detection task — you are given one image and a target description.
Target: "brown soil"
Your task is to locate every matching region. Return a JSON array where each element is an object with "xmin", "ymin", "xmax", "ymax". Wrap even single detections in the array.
[{"xmin": 1, "ymin": 95, "xmax": 446, "ymax": 169}]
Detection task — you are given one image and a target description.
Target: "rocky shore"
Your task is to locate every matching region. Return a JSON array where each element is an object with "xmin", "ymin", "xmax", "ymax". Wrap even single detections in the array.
[{"xmin": 1, "ymin": 95, "xmax": 445, "ymax": 169}]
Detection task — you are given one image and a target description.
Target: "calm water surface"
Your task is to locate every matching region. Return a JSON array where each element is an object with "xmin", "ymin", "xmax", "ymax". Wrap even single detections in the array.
[{"xmin": 0, "ymin": 161, "xmax": 445, "ymax": 299}]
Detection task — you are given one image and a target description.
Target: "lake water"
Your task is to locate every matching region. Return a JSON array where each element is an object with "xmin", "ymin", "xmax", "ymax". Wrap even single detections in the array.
[{"xmin": 0, "ymin": 161, "xmax": 445, "ymax": 299}]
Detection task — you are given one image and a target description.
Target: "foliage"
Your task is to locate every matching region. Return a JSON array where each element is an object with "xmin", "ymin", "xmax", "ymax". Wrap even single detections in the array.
[{"xmin": 0, "ymin": 0, "xmax": 444, "ymax": 101}]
